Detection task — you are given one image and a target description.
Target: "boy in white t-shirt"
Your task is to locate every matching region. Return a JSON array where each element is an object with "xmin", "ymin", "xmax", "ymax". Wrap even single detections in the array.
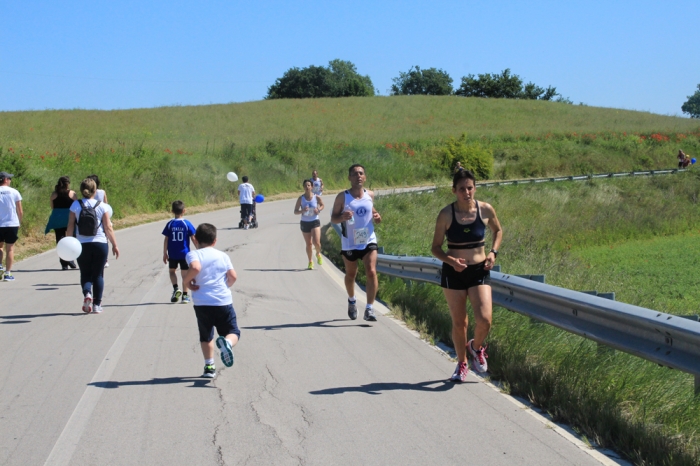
[
  {"xmin": 183, "ymin": 223, "xmax": 240, "ymax": 378},
  {"xmin": 237, "ymin": 176, "xmax": 255, "ymax": 230},
  {"xmin": 0, "ymin": 171, "xmax": 23, "ymax": 281}
]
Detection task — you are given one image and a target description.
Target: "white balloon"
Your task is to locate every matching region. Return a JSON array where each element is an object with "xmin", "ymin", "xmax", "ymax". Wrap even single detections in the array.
[
  {"xmin": 227, "ymin": 172, "xmax": 238, "ymax": 182},
  {"xmin": 57, "ymin": 237, "xmax": 82, "ymax": 261}
]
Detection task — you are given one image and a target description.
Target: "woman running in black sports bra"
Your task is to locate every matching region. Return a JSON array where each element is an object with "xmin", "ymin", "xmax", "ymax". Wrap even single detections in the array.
[{"xmin": 431, "ymin": 169, "xmax": 502, "ymax": 382}]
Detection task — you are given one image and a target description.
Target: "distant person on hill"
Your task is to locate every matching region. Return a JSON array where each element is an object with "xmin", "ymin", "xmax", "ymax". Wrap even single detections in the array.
[
  {"xmin": 454, "ymin": 161, "xmax": 464, "ymax": 174},
  {"xmin": 331, "ymin": 164, "xmax": 382, "ymax": 322},
  {"xmin": 431, "ymin": 169, "xmax": 502, "ymax": 383},
  {"xmin": 237, "ymin": 176, "xmax": 255, "ymax": 230},
  {"xmin": 66, "ymin": 178, "xmax": 120, "ymax": 314},
  {"xmin": 294, "ymin": 179, "xmax": 325, "ymax": 269},
  {"xmin": 162, "ymin": 200, "xmax": 197, "ymax": 304},
  {"xmin": 182, "ymin": 223, "xmax": 239, "ymax": 378},
  {"xmin": 47, "ymin": 176, "xmax": 78, "ymax": 270},
  {"xmin": 311, "ymin": 170, "xmax": 324, "ymax": 196},
  {"xmin": 680, "ymin": 150, "xmax": 691, "ymax": 169},
  {"xmin": 88, "ymin": 174, "xmax": 112, "ymax": 267},
  {"xmin": 0, "ymin": 171, "xmax": 23, "ymax": 282}
]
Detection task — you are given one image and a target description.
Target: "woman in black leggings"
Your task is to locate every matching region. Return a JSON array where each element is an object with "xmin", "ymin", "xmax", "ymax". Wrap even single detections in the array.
[{"xmin": 48, "ymin": 176, "xmax": 78, "ymax": 269}]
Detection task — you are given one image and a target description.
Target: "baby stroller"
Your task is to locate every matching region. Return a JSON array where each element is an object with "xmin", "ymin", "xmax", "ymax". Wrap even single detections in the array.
[{"xmin": 239, "ymin": 201, "xmax": 258, "ymax": 229}]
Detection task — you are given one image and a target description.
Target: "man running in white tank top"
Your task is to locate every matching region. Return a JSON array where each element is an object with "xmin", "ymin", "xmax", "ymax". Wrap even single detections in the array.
[{"xmin": 330, "ymin": 164, "xmax": 382, "ymax": 322}]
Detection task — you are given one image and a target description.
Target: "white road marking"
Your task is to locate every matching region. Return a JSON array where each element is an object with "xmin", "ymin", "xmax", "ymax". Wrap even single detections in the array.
[{"xmin": 44, "ymin": 271, "xmax": 165, "ymax": 466}]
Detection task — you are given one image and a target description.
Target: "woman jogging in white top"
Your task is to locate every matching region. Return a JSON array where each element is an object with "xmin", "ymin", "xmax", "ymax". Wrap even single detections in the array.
[{"xmin": 294, "ymin": 180, "xmax": 324, "ymax": 269}]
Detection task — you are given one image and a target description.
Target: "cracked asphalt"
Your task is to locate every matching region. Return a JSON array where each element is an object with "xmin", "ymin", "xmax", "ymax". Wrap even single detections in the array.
[{"xmin": 0, "ymin": 196, "xmax": 604, "ymax": 465}]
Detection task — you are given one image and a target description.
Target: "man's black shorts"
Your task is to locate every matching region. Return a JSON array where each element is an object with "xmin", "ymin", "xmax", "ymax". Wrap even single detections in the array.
[
  {"xmin": 168, "ymin": 259, "xmax": 189, "ymax": 270},
  {"xmin": 441, "ymin": 260, "xmax": 490, "ymax": 290},
  {"xmin": 300, "ymin": 219, "xmax": 321, "ymax": 233},
  {"xmin": 0, "ymin": 227, "xmax": 19, "ymax": 244},
  {"xmin": 341, "ymin": 243, "xmax": 378, "ymax": 262},
  {"xmin": 240, "ymin": 203, "xmax": 253, "ymax": 219},
  {"xmin": 194, "ymin": 304, "xmax": 241, "ymax": 342}
]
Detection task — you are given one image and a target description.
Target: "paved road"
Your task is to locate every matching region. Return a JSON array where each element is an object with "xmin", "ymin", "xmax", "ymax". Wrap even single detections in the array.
[{"xmin": 1, "ymin": 197, "xmax": 606, "ymax": 465}]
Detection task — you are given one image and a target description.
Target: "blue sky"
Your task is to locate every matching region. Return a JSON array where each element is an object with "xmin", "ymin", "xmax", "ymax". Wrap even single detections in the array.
[{"xmin": 2, "ymin": 1, "xmax": 698, "ymax": 116}]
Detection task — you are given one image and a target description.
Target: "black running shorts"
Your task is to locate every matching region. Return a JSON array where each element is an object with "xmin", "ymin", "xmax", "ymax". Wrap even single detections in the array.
[
  {"xmin": 194, "ymin": 304, "xmax": 241, "ymax": 342},
  {"xmin": 168, "ymin": 259, "xmax": 189, "ymax": 270},
  {"xmin": 341, "ymin": 243, "xmax": 378, "ymax": 262},
  {"xmin": 0, "ymin": 227, "xmax": 19, "ymax": 244},
  {"xmin": 300, "ymin": 219, "xmax": 321, "ymax": 233},
  {"xmin": 441, "ymin": 260, "xmax": 490, "ymax": 290}
]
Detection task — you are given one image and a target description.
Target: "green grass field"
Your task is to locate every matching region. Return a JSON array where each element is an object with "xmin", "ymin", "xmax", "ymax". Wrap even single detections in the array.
[{"xmin": 321, "ymin": 172, "xmax": 700, "ymax": 465}]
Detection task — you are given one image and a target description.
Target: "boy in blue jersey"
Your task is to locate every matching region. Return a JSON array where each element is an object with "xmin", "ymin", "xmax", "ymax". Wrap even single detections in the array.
[{"xmin": 162, "ymin": 200, "xmax": 197, "ymax": 303}]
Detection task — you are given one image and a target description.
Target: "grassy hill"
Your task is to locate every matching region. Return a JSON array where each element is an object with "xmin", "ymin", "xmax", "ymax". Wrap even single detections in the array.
[{"xmin": 1, "ymin": 96, "xmax": 698, "ymax": 151}]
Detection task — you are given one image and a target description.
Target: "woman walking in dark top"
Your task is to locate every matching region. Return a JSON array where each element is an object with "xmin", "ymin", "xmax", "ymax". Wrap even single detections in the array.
[{"xmin": 48, "ymin": 176, "xmax": 78, "ymax": 270}]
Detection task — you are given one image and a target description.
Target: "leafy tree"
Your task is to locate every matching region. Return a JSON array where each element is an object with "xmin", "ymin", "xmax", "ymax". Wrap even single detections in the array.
[
  {"xmin": 455, "ymin": 68, "xmax": 562, "ymax": 101},
  {"xmin": 681, "ymin": 84, "xmax": 700, "ymax": 118},
  {"xmin": 390, "ymin": 66, "xmax": 453, "ymax": 96},
  {"xmin": 266, "ymin": 60, "xmax": 374, "ymax": 99}
]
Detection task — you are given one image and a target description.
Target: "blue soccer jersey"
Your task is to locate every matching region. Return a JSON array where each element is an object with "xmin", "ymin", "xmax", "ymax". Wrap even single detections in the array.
[{"xmin": 162, "ymin": 218, "xmax": 196, "ymax": 260}]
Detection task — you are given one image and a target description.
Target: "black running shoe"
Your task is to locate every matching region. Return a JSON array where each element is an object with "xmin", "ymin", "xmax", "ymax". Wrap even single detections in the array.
[
  {"xmin": 348, "ymin": 300, "xmax": 358, "ymax": 320},
  {"xmin": 171, "ymin": 289, "xmax": 182, "ymax": 303},
  {"xmin": 202, "ymin": 364, "xmax": 216, "ymax": 378},
  {"xmin": 364, "ymin": 307, "xmax": 377, "ymax": 321}
]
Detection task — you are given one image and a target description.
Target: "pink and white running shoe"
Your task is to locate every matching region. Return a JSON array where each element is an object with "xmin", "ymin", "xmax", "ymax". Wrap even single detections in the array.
[
  {"xmin": 449, "ymin": 362, "xmax": 469, "ymax": 383},
  {"xmin": 82, "ymin": 293, "xmax": 93, "ymax": 314},
  {"xmin": 468, "ymin": 339, "xmax": 488, "ymax": 373}
]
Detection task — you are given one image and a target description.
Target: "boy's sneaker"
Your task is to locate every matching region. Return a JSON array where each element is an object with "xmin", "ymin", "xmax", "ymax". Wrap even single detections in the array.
[
  {"xmin": 450, "ymin": 362, "xmax": 469, "ymax": 383},
  {"xmin": 364, "ymin": 307, "xmax": 377, "ymax": 321},
  {"xmin": 82, "ymin": 293, "xmax": 93, "ymax": 313},
  {"xmin": 467, "ymin": 339, "xmax": 489, "ymax": 373},
  {"xmin": 171, "ymin": 289, "xmax": 182, "ymax": 303},
  {"xmin": 216, "ymin": 336, "xmax": 235, "ymax": 367},
  {"xmin": 92, "ymin": 304, "xmax": 103, "ymax": 314},
  {"xmin": 202, "ymin": 364, "xmax": 216, "ymax": 378},
  {"xmin": 347, "ymin": 300, "xmax": 358, "ymax": 320},
  {"xmin": 3, "ymin": 272, "xmax": 14, "ymax": 282},
  {"xmin": 307, "ymin": 261, "xmax": 313, "ymax": 270},
  {"xmin": 181, "ymin": 294, "xmax": 191, "ymax": 304},
  {"xmin": 316, "ymin": 254, "xmax": 323, "ymax": 265}
]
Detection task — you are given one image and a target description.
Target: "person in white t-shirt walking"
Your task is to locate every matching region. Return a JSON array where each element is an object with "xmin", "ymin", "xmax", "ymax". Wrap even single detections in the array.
[
  {"xmin": 237, "ymin": 176, "xmax": 255, "ymax": 230},
  {"xmin": 0, "ymin": 171, "xmax": 23, "ymax": 281},
  {"xmin": 183, "ymin": 223, "xmax": 240, "ymax": 378}
]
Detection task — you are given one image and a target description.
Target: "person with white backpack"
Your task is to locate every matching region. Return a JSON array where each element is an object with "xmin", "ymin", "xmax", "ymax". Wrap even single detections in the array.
[{"xmin": 66, "ymin": 178, "xmax": 120, "ymax": 314}]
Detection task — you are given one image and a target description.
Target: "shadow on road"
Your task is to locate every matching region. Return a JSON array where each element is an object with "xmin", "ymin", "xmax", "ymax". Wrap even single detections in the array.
[
  {"xmin": 310, "ymin": 379, "xmax": 462, "ymax": 396},
  {"xmin": 89, "ymin": 377, "xmax": 215, "ymax": 389},
  {"xmin": 2, "ymin": 312, "xmax": 84, "ymax": 321},
  {"xmin": 243, "ymin": 319, "xmax": 372, "ymax": 330},
  {"xmin": 244, "ymin": 268, "xmax": 309, "ymax": 272},
  {"xmin": 34, "ymin": 283, "xmax": 81, "ymax": 287},
  {"xmin": 102, "ymin": 302, "xmax": 165, "ymax": 308}
]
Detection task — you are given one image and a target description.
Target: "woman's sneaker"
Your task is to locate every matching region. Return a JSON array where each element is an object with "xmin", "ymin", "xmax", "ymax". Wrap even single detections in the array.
[
  {"xmin": 450, "ymin": 362, "xmax": 469, "ymax": 383},
  {"xmin": 92, "ymin": 304, "xmax": 103, "ymax": 314},
  {"xmin": 216, "ymin": 336, "xmax": 235, "ymax": 367},
  {"xmin": 82, "ymin": 293, "xmax": 93, "ymax": 313},
  {"xmin": 316, "ymin": 254, "xmax": 323, "ymax": 265},
  {"xmin": 467, "ymin": 339, "xmax": 489, "ymax": 373},
  {"xmin": 307, "ymin": 261, "xmax": 314, "ymax": 270},
  {"xmin": 202, "ymin": 364, "xmax": 216, "ymax": 378},
  {"xmin": 3, "ymin": 272, "xmax": 14, "ymax": 281}
]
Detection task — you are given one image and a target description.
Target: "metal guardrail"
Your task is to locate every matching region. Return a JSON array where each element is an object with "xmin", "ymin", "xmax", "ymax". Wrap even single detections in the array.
[{"xmin": 376, "ymin": 254, "xmax": 700, "ymax": 392}]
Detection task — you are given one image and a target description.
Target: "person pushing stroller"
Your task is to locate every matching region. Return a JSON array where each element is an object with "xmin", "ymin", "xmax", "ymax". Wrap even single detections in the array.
[{"xmin": 237, "ymin": 176, "xmax": 256, "ymax": 230}]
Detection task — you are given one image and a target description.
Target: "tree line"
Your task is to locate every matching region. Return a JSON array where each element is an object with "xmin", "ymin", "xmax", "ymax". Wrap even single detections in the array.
[{"xmin": 266, "ymin": 59, "xmax": 572, "ymax": 103}]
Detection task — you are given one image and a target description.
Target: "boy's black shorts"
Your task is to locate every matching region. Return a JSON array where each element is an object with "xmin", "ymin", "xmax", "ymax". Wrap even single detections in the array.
[
  {"xmin": 0, "ymin": 227, "xmax": 19, "ymax": 244},
  {"xmin": 194, "ymin": 304, "xmax": 241, "ymax": 342},
  {"xmin": 441, "ymin": 260, "xmax": 491, "ymax": 290},
  {"xmin": 341, "ymin": 243, "xmax": 378, "ymax": 262},
  {"xmin": 168, "ymin": 259, "xmax": 189, "ymax": 270}
]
